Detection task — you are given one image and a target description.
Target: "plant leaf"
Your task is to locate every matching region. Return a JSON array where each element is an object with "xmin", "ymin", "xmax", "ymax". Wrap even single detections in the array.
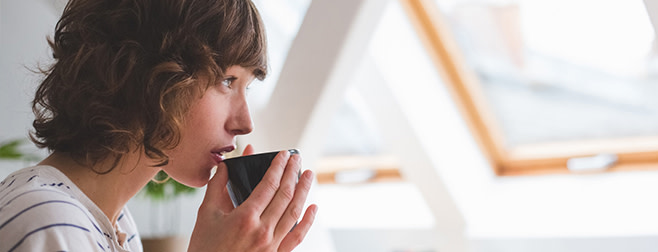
[
  {"xmin": 0, "ymin": 140, "xmax": 25, "ymax": 160},
  {"xmin": 142, "ymin": 171, "xmax": 196, "ymax": 201}
]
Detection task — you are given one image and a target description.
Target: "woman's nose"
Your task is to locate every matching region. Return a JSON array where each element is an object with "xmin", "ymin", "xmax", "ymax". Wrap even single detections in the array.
[{"xmin": 226, "ymin": 96, "xmax": 254, "ymax": 136}]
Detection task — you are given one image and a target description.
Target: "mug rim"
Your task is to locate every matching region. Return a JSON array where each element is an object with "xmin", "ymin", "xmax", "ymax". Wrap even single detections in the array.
[{"xmin": 223, "ymin": 149, "xmax": 299, "ymax": 162}]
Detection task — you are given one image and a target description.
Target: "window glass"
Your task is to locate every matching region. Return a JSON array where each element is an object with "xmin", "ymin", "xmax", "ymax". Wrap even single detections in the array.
[
  {"xmin": 249, "ymin": 0, "xmax": 312, "ymax": 108},
  {"xmin": 322, "ymin": 0, "xmax": 452, "ymax": 157},
  {"xmin": 435, "ymin": 0, "xmax": 658, "ymax": 148}
]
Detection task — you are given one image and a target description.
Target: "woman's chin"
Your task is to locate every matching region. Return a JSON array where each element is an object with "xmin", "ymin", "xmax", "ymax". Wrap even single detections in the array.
[
  {"xmin": 192, "ymin": 171, "xmax": 214, "ymax": 187},
  {"xmin": 180, "ymin": 176, "xmax": 208, "ymax": 188},
  {"xmin": 167, "ymin": 171, "xmax": 209, "ymax": 188},
  {"xmin": 167, "ymin": 162, "xmax": 215, "ymax": 187}
]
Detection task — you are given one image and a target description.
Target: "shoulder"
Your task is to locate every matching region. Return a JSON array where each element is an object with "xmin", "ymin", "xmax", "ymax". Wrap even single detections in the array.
[
  {"xmin": 0, "ymin": 166, "xmax": 79, "ymax": 210},
  {"xmin": 0, "ymin": 166, "xmax": 110, "ymax": 251}
]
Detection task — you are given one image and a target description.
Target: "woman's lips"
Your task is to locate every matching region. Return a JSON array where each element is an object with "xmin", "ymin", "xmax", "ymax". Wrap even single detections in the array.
[
  {"xmin": 211, "ymin": 152, "xmax": 225, "ymax": 164},
  {"xmin": 211, "ymin": 145, "xmax": 235, "ymax": 164}
]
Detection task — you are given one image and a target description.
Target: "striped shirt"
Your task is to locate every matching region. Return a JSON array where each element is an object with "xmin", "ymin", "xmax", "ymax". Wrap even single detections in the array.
[{"xmin": 0, "ymin": 165, "xmax": 142, "ymax": 251}]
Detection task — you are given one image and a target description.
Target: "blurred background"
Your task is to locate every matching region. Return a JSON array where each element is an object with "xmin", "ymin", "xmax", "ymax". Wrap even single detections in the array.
[{"xmin": 3, "ymin": 0, "xmax": 658, "ymax": 251}]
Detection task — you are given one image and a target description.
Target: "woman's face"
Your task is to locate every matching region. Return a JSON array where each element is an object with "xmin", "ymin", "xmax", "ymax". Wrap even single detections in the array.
[{"xmin": 163, "ymin": 65, "xmax": 256, "ymax": 187}]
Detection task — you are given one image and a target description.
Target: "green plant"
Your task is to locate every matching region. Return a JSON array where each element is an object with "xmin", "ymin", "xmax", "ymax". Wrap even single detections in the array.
[
  {"xmin": 141, "ymin": 171, "xmax": 197, "ymax": 237},
  {"xmin": 142, "ymin": 171, "xmax": 196, "ymax": 201},
  {"xmin": 0, "ymin": 139, "xmax": 38, "ymax": 161}
]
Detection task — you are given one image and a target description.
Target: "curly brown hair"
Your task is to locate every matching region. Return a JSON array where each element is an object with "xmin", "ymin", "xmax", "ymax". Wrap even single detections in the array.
[{"xmin": 31, "ymin": 0, "xmax": 268, "ymax": 173}]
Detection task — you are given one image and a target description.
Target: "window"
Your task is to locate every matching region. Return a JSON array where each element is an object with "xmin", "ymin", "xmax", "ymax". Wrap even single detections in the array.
[
  {"xmin": 249, "ymin": 0, "xmax": 312, "ymax": 108},
  {"xmin": 401, "ymin": 0, "xmax": 658, "ymax": 175}
]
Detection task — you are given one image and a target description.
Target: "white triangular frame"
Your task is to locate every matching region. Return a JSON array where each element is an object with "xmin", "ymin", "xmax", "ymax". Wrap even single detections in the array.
[{"xmin": 241, "ymin": 0, "xmax": 468, "ymax": 251}]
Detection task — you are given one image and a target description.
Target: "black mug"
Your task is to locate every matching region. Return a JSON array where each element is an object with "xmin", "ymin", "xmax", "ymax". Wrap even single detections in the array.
[{"xmin": 224, "ymin": 149, "xmax": 300, "ymax": 207}]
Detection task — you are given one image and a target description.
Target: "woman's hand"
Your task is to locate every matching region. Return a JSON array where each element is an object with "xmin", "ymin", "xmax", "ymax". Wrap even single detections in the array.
[{"xmin": 188, "ymin": 145, "xmax": 318, "ymax": 252}]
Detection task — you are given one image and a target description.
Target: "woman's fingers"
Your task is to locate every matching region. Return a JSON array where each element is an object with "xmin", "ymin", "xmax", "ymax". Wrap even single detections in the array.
[
  {"xmin": 200, "ymin": 144, "xmax": 256, "ymax": 213},
  {"xmin": 240, "ymin": 150, "xmax": 290, "ymax": 214},
  {"xmin": 193, "ymin": 144, "xmax": 316, "ymax": 251},
  {"xmin": 242, "ymin": 144, "xmax": 255, "ymax": 156},
  {"xmin": 278, "ymin": 204, "xmax": 318, "ymax": 252},
  {"xmin": 273, "ymin": 169, "xmax": 313, "ymax": 238},
  {"xmin": 202, "ymin": 164, "xmax": 234, "ymax": 214},
  {"xmin": 260, "ymin": 153, "xmax": 302, "ymax": 228}
]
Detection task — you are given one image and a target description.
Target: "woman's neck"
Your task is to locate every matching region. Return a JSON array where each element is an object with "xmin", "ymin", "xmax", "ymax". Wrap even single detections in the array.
[{"xmin": 39, "ymin": 151, "xmax": 159, "ymax": 224}]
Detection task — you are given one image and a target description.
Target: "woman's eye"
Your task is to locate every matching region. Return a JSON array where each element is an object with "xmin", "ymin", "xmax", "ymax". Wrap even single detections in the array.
[{"xmin": 221, "ymin": 77, "xmax": 236, "ymax": 88}]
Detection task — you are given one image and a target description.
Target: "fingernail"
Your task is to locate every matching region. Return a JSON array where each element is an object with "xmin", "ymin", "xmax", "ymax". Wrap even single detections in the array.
[
  {"xmin": 210, "ymin": 165, "xmax": 217, "ymax": 177},
  {"xmin": 303, "ymin": 170, "xmax": 314, "ymax": 181},
  {"xmin": 292, "ymin": 153, "xmax": 302, "ymax": 165},
  {"xmin": 311, "ymin": 205, "xmax": 319, "ymax": 217}
]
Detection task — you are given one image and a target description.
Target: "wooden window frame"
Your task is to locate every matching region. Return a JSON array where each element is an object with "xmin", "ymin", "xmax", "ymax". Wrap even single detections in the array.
[
  {"xmin": 316, "ymin": 155, "xmax": 403, "ymax": 184},
  {"xmin": 399, "ymin": 0, "xmax": 658, "ymax": 176}
]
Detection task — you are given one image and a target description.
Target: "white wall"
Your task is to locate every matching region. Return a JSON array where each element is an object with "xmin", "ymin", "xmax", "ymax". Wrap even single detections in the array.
[
  {"xmin": 1, "ymin": 1, "xmax": 60, "ymax": 175},
  {"xmin": 0, "ymin": 0, "xmax": 58, "ymax": 158}
]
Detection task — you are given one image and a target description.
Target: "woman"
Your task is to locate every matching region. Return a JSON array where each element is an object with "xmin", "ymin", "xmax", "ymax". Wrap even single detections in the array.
[{"xmin": 0, "ymin": 0, "xmax": 317, "ymax": 251}]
